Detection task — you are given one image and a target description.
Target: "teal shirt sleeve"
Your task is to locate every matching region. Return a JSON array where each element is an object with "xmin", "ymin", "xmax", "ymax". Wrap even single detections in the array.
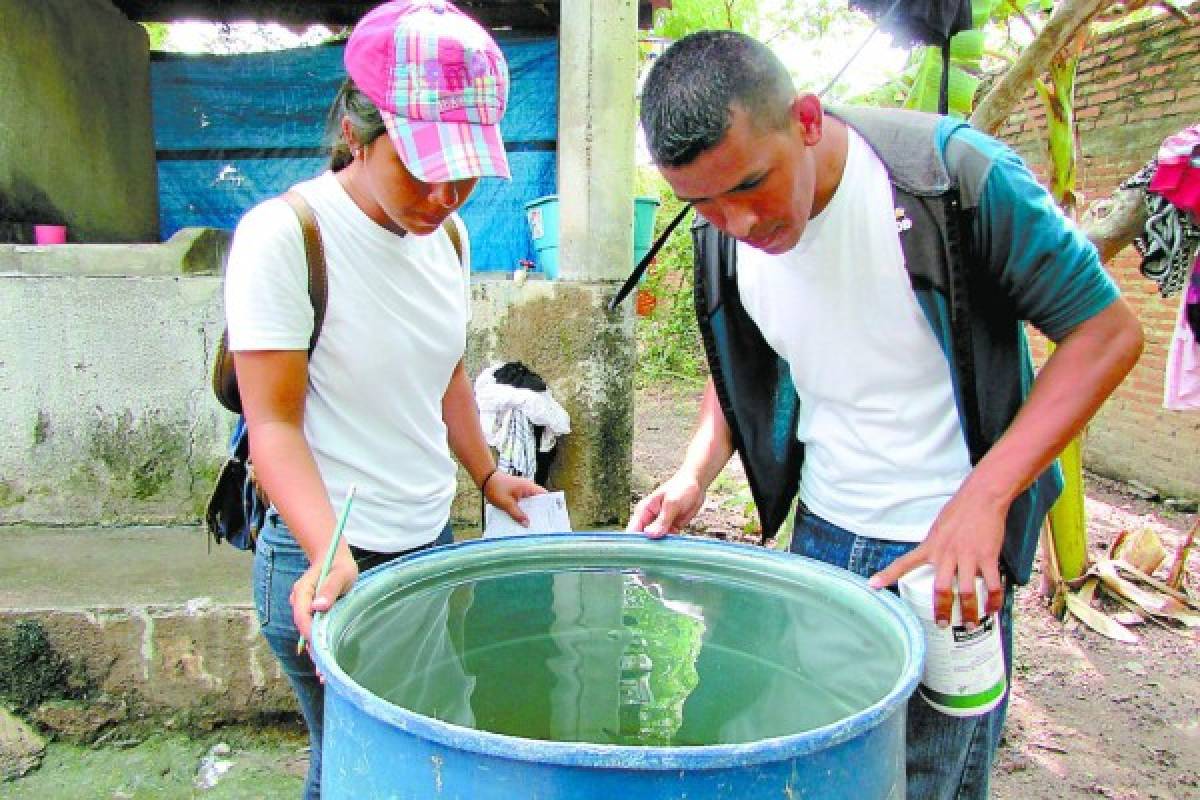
[{"xmin": 939, "ymin": 123, "xmax": 1120, "ymax": 342}]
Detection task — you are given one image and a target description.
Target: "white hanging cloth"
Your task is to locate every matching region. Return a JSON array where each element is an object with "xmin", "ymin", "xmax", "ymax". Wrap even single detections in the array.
[{"xmin": 474, "ymin": 363, "xmax": 571, "ymax": 478}]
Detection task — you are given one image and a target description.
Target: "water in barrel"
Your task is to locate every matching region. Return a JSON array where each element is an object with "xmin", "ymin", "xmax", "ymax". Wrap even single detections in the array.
[{"xmin": 334, "ymin": 564, "xmax": 906, "ymax": 747}]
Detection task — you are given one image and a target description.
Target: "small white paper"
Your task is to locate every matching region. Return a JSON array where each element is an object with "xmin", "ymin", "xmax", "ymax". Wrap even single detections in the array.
[{"xmin": 484, "ymin": 491, "xmax": 572, "ymax": 538}]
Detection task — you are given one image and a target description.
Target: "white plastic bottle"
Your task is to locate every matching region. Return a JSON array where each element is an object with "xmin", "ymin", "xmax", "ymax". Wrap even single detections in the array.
[{"xmin": 898, "ymin": 564, "xmax": 1007, "ymax": 717}]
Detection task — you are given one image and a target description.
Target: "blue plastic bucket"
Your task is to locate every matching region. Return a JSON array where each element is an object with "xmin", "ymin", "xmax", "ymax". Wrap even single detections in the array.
[
  {"xmin": 312, "ymin": 534, "xmax": 924, "ymax": 799},
  {"xmin": 524, "ymin": 195, "xmax": 562, "ymax": 280},
  {"xmin": 524, "ymin": 197, "xmax": 661, "ymax": 280}
]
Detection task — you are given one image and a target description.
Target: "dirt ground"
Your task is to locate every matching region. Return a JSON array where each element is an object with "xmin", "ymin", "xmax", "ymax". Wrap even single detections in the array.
[{"xmin": 634, "ymin": 382, "xmax": 1200, "ymax": 800}]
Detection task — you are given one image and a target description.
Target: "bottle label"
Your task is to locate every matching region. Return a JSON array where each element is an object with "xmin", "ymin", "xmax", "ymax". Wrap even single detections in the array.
[{"xmin": 916, "ymin": 614, "xmax": 1006, "ymax": 715}]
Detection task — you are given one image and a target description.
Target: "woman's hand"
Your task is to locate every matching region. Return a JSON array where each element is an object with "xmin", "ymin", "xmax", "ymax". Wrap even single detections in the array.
[
  {"xmin": 484, "ymin": 470, "xmax": 546, "ymax": 526},
  {"xmin": 291, "ymin": 551, "xmax": 359, "ymax": 650}
]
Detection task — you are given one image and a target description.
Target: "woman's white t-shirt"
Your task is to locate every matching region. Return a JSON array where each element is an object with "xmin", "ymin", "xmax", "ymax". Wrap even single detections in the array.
[
  {"xmin": 735, "ymin": 130, "xmax": 972, "ymax": 542},
  {"xmin": 224, "ymin": 171, "xmax": 470, "ymax": 552}
]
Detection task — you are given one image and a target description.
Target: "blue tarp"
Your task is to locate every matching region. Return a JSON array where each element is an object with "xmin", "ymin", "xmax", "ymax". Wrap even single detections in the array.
[{"xmin": 151, "ymin": 36, "xmax": 557, "ymax": 272}]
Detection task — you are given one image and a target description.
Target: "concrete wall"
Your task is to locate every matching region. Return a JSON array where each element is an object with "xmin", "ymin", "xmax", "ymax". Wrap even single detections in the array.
[
  {"xmin": 0, "ymin": 233, "xmax": 230, "ymax": 525},
  {"xmin": 995, "ymin": 8, "xmax": 1200, "ymax": 501},
  {"xmin": 0, "ymin": 241, "xmax": 634, "ymax": 530},
  {"xmin": 0, "ymin": 0, "xmax": 158, "ymax": 243}
]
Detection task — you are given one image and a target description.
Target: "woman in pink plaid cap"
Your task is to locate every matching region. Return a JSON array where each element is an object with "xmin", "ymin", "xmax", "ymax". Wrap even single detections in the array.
[{"xmin": 222, "ymin": 3, "xmax": 541, "ymax": 796}]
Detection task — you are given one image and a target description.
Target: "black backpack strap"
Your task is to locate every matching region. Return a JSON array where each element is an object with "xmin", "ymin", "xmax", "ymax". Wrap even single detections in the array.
[
  {"xmin": 939, "ymin": 41, "xmax": 952, "ymax": 116},
  {"xmin": 942, "ymin": 191, "xmax": 986, "ymax": 465},
  {"xmin": 608, "ymin": 203, "xmax": 692, "ymax": 311},
  {"xmin": 281, "ymin": 190, "xmax": 328, "ymax": 353}
]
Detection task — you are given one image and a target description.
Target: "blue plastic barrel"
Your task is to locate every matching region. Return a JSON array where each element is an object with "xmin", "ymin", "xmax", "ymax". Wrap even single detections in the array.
[
  {"xmin": 525, "ymin": 197, "xmax": 661, "ymax": 280},
  {"xmin": 312, "ymin": 534, "xmax": 923, "ymax": 799}
]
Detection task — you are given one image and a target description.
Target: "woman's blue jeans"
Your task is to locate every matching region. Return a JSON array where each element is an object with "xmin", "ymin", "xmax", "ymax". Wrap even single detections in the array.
[
  {"xmin": 791, "ymin": 505, "xmax": 1014, "ymax": 800},
  {"xmin": 253, "ymin": 514, "xmax": 453, "ymax": 800}
]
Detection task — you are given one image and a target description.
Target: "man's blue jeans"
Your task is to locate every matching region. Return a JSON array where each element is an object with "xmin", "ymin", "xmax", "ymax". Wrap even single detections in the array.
[
  {"xmin": 791, "ymin": 505, "xmax": 1014, "ymax": 800},
  {"xmin": 253, "ymin": 514, "xmax": 454, "ymax": 800}
]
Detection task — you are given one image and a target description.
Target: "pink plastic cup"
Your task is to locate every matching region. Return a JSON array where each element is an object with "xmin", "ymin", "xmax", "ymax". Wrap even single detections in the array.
[{"xmin": 33, "ymin": 225, "xmax": 67, "ymax": 245}]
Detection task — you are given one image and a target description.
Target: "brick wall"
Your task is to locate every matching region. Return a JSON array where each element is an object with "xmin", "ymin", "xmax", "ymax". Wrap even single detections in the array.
[{"xmin": 995, "ymin": 6, "xmax": 1200, "ymax": 501}]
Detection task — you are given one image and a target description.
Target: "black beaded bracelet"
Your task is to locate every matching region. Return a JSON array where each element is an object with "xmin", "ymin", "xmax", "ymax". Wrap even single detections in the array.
[{"xmin": 479, "ymin": 468, "xmax": 498, "ymax": 495}]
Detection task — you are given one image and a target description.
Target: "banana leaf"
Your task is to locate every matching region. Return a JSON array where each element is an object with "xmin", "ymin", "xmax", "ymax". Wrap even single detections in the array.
[
  {"xmin": 1064, "ymin": 590, "xmax": 1139, "ymax": 643},
  {"xmin": 900, "ymin": 1, "xmax": 988, "ymax": 116},
  {"xmin": 903, "ymin": 42, "xmax": 982, "ymax": 115}
]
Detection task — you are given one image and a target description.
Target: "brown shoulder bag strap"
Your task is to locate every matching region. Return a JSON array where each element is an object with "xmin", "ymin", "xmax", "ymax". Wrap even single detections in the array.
[{"xmin": 282, "ymin": 190, "xmax": 328, "ymax": 352}]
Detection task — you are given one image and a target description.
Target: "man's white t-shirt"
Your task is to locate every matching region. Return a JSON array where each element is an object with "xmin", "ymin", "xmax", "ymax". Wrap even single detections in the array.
[
  {"xmin": 224, "ymin": 171, "xmax": 470, "ymax": 552},
  {"xmin": 735, "ymin": 129, "xmax": 972, "ymax": 542}
]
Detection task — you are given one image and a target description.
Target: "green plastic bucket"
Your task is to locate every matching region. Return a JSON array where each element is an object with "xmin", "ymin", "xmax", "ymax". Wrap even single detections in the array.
[
  {"xmin": 632, "ymin": 196, "xmax": 661, "ymax": 267},
  {"xmin": 312, "ymin": 533, "xmax": 924, "ymax": 799}
]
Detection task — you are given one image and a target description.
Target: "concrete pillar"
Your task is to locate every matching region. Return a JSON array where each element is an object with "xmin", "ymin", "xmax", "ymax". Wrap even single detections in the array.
[
  {"xmin": 459, "ymin": 282, "xmax": 635, "ymax": 531},
  {"xmin": 557, "ymin": 0, "xmax": 639, "ymax": 282}
]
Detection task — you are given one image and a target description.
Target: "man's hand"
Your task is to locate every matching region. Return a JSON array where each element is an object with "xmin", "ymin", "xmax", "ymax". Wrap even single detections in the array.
[
  {"xmin": 868, "ymin": 487, "xmax": 1006, "ymax": 628},
  {"xmin": 627, "ymin": 471, "xmax": 706, "ymax": 538},
  {"xmin": 626, "ymin": 377, "xmax": 733, "ymax": 538},
  {"xmin": 484, "ymin": 471, "xmax": 546, "ymax": 527},
  {"xmin": 291, "ymin": 552, "xmax": 358, "ymax": 649}
]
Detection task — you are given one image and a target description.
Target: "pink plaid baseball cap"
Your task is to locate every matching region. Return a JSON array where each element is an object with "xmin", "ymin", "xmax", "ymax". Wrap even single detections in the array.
[{"xmin": 345, "ymin": 0, "xmax": 510, "ymax": 182}]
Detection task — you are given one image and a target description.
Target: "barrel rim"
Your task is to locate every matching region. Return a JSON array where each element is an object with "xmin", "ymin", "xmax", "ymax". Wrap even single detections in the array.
[{"xmin": 311, "ymin": 532, "xmax": 925, "ymax": 770}]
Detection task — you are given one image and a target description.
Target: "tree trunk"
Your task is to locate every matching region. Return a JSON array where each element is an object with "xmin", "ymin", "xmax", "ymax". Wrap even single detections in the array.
[
  {"xmin": 971, "ymin": 0, "xmax": 1113, "ymax": 136},
  {"xmin": 1081, "ymin": 186, "xmax": 1148, "ymax": 263},
  {"xmin": 963, "ymin": 0, "xmax": 1150, "ymax": 259}
]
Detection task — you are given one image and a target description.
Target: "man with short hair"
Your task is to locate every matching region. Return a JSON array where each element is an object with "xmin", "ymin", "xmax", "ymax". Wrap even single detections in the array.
[{"xmin": 630, "ymin": 30, "xmax": 1142, "ymax": 798}]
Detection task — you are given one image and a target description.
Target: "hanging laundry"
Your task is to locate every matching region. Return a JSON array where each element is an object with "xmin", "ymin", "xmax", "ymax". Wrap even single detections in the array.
[
  {"xmin": 475, "ymin": 362, "xmax": 571, "ymax": 483},
  {"xmin": 1149, "ymin": 125, "xmax": 1200, "ymax": 218},
  {"xmin": 1187, "ymin": 260, "xmax": 1200, "ymax": 340},
  {"xmin": 1123, "ymin": 124, "xmax": 1200, "ymax": 299},
  {"xmin": 1164, "ymin": 276, "xmax": 1200, "ymax": 411},
  {"xmin": 493, "ymin": 361, "xmax": 547, "ymax": 392}
]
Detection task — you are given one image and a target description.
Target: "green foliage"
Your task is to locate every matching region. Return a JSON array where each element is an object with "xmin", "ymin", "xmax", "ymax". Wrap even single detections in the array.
[
  {"xmin": 138, "ymin": 21, "xmax": 341, "ymax": 55},
  {"xmin": 652, "ymin": 0, "xmax": 862, "ymax": 41},
  {"xmin": 632, "ymin": 171, "xmax": 707, "ymax": 388},
  {"xmin": 901, "ymin": 36, "xmax": 984, "ymax": 118},
  {"xmin": 141, "ymin": 23, "xmax": 170, "ymax": 51},
  {"xmin": 619, "ymin": 579, "xmax": 704, "ymax": 744},
  {"xmin": 715, "ymin": 478, "xmax": 761, "ymax": 537},
  {"xmin": 652, "ymin": 0, "xmax": 763, "ymax": 37},
  {"xmin": 758, "ymin": 0, "xmax": 863, "ymax": 41},
  {"xmin": 989, "ymin": 0, "xmax": 1042, "ymax": 26}
]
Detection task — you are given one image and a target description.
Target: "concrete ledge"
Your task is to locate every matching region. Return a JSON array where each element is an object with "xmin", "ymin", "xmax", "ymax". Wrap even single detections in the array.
[
  {"xmin": 0, "ymin": 227, "xmax": 230, "ymax": 277},
  {"xmin": 0, "ymin": 605, "xmax": 293, "ymax": 723},
  {"xmin": 0, "ymin": 526, "xmax": 292, "ymax": 723}
]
